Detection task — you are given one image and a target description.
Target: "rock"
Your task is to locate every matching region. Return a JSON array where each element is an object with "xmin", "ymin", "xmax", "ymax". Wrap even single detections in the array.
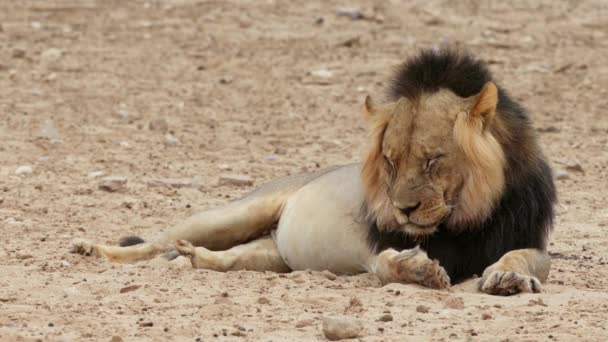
[
  {"xmin": 37, "ymin": 119, "xmax": 62, "ymax": 142},
  {"xmin": 110, "ymin": 336, "xmax": 124, "ymax": 342},
  {"xmin": 257, "ymin": 297, "xmax": 271, "ymax": 305},
  {"xmin": 335, "ymin": 7, "xmax": 364, "ymax": 20},
  {"xmin": 147, "ymin": 178, "xmax": 194, "ymax": 189},
  {"xmin": 99, "ymin": 176, "xmax": 128, "ymax": 192},
  {"xmin": 565, "ymin": 162, "xmax": 584, "ymax": 173},
  {"xmin": 321, "ymin": 270, "xmax": 337, "ymax": 280},
  {"xmin": 88, "ymin": 171, "xmax": 105, "ymax": 178},
  {"xmin": 164, "ymin": 133, "xmax": 179, "ymax": 146},
  {"xmin": 295, "ymin": 319, "xmax": 314, "ymax": 328},
  {"xmin": 219, "ymin": 76, "xmax": 233, "ymax": 84},
  {"xmin": 40, "ymin": 48, "xmax": 63, "ymax": 66},
  {"xmin": 555, "ymin": 169, "xmax": 569, "ymax": 180},
  {"xmin": 219, "ymin": 174, "xmax": 253, "ymax": 187},
  {"xmin": 310, "ymin": 68, "xmax": 333, "ymax": 79},
  {"xmin": 378, "ymin": 314, "xmax": 393, "ymax": 322},
  {"xmin": 416, "ymin": 305, "xmax": 430, "ymax": 313},
  {"xmin": 537, "ymin": 126, "xmax": 560, "ymax": 133},
  {"xmin": 481, "ymin": 312, "xmax": 493, "ymax": 320},
  {"xmin": 444, "ymin": 296, "xmax": 465, "ymax": 310},
  {"xmin": 139, "ymin": 321, "xmax": 153, "ymax": 327},
  {"xmin": 15, "ymin": 166, "xmax": 33, "ymax": 175},
  {"xmin": 120, "ymin": 285, "xmax": 141, "ymax": 293},
  {"xmin": 148, "ymin": 118, "xmax": 169, "ymax": 133},
  {"xmin": 322, "ymin": 316, "xmax": 363, "ymax": 340}
]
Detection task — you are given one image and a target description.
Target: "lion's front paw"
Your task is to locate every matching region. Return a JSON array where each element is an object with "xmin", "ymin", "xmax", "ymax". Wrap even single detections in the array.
[
  {"xmin": 393, "ymin": 248, "xmax": 450, "ymax": 289},
  {"xmin": 412, "ymin": 258, "xmax": 450, "ymax": 289},
  {"xmin": 479, "ymin": 270, "xmax": 541, "ymax": 296},
  {"xmin": 71, "ymin": 238, "xmax": 97, "ymax": 256}
]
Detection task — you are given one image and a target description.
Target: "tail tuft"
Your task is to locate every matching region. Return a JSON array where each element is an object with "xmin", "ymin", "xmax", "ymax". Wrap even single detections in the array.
[{"xmin": 119, "ymin": 235, "xmax": 145, "ymax": 247}]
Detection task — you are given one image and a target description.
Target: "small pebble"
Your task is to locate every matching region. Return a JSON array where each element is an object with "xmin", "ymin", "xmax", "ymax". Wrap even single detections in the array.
[
  {"xmin": 164, "ymin": 133, "xmax": 179, "ymax": 146},
  {"xmin": 219, "ymin": 174, "xmax": 253, "ymax": 187},
  {"xmin": 321, "ymin": 270, "xmax": 337, "ymax": 281},
  {"xmin": 99, "ymin": 176, "xmax": 128, "ymax": 192},
  {"xmin": 139, "ymin": 321, "xmax": 153, "ymax": 327},
  {"xmin": 111, "ymin": 336, "xmax": 123, "ymax": 342},
  {"xmin": 15, "ymin": 166, "xmax": 33, "ymax": 175},
  {"xmin": 416, "ymin": 305, "xmax": 430, "ymax": 313},
  {"xmin": 147, "ymin": 178, "xmax": 194, "ymax": 189},
  {"xmin": 88, "ymin": 171, "xmax": 105, "ymax": 179},
  {"xmin": 40, "ymin": 48, "xmax": 63, "ymax": 66},
  {"xmin": 257, "ymin": 297, "xmax": 270, "ymax": 305},
  {"xmin": 295, "ymin": 319, "xmax": 314, "ymax": 328},
  {"xmin": 555, "ymin": 169, "xmax": 569, "ymax": 180},
  {"xmin": 378, "ymin": 314, "xmax": 393, "ymax": 322},
  {"xmin": 482, "ymin": 312, "xmax": 493, "ymax": 320},
  {"xmin": 120, "ymin": 285, "xmax": 141, "ymax": 293},
  {"xmin": 335, "ymin": 6, "xmax": 364, "ymax": 20}
]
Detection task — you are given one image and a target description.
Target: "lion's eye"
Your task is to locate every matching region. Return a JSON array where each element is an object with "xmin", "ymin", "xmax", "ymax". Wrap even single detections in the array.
[
  {"xmin": 384, "ymin": 155, "xmax": 394, "ymax": 168},
  {"xmin": 383, "ymin": 155, "xmax": 396, "ymax": 175},
  {"xmin": 424, "ymin": 155, "xmax": 444, "ymax": 173}
]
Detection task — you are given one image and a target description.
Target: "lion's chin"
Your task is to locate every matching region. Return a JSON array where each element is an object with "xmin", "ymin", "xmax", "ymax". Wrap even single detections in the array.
[{"xmin": 402, "ymin": 223, "xmax": 437, "ymax": 237}]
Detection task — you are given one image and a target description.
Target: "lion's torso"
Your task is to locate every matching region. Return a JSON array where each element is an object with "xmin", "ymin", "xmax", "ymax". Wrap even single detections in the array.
[{"xmin": 273, "ymin": 164, "xmax": 375, "ymax": 273}]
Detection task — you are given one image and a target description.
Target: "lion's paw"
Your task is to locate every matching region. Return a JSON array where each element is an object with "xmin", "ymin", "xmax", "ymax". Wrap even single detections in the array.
[
  {"xmin": 479, "ymin": 270, "xmax": 541, "ymax": 296},
  {"xmin": 175, "ymin": 240, "xmax": 196, "ymax": 259},
  {"xmin": 71, "ymin": 238, "xmax": 96, "ymax": 256},
  {"xmin": 394, "ymin": 248, "xmax": 450, "ymax": 289},
  {"xmin": 415, "ymin": 259, "xmax": 451, "ymax": 289}
]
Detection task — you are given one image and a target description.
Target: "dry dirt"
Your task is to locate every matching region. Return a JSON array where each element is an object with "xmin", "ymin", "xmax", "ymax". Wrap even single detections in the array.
[{"xmin": 1, "ymin": 0, "xmax": 608, "ymax": 341}]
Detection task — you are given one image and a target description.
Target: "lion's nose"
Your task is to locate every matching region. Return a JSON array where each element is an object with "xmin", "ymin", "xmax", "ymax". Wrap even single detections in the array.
[{"xmin": 399, "ymin": 202, "xmax": 421, "ymax": 216}]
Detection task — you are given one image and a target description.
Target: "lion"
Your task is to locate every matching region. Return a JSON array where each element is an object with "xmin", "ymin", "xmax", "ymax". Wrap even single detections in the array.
[{"xmin": 72, "ymin": 48, "xmax": 556, "ymax": 295}]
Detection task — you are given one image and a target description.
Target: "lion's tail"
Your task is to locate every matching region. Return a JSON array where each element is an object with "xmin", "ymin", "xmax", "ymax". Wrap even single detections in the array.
[{"xmin": 118, "ymin": 235, "xmax": 145, "ymax": 247}]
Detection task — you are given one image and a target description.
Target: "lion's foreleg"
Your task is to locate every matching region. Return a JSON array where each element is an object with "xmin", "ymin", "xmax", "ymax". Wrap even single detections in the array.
[
  {"xmin": 479, "ymin": 248, "xmax": 550, "ymax": 295},
  {"xmin": 371, "ymin": 247, "xmax": 450, "ymax": 289},
  {"xmin": 174, "ymin": 235, "xmax": 290, "ymax": 272}
]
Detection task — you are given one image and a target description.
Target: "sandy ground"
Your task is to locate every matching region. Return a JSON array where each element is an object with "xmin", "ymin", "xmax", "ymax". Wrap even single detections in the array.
[{"xmin": 1, "ymin": 0, "xmax": 608, "ymax": 341}]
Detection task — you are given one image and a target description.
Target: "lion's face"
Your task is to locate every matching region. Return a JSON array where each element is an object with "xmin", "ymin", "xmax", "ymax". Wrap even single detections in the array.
[{"xmin": 362, "ymin": 83, "xmax": 506, "ymax": 237}]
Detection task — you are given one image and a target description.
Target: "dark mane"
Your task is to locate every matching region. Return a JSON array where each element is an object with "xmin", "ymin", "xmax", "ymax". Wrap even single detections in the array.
[
  {"xmin": 368, "ymin": 48, "xmax": 557, "ymax": 283},
  {"xmin": 389, "ymin": 48, "xmax": 492, "ymax": 101}
]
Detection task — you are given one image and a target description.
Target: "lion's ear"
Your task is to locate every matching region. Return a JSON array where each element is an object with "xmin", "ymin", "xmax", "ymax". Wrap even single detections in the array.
[
  {"xmin": 470, "ymin": 82, "xmax": 498, "ymax": 129},
  {"xmin": 363, "ymin": 95, "xmax": 375, "ymax": 118},
  {"xmin": 363, "ymin": 96, "xmax": 406, "ymax": 125}
]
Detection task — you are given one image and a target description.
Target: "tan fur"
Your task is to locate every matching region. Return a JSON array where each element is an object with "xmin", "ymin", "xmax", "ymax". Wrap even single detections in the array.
[{"xmin": 71, "ymin": 84, "xmax": 544, "ymax": 296}]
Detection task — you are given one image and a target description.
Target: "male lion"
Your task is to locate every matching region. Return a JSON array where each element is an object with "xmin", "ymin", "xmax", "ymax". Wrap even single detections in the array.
[{"xmin": 73, "ymin": 48, "xmax": 556, "ymax": 295}]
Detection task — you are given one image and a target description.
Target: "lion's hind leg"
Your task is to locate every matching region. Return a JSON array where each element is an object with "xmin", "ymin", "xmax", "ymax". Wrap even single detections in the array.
[
  {"xmin": 71, "ymin": 189, "xmax": 293, "ymax": 263},
  {"xmin": 175, "ymin": 236, "xmax": 290, "ymax": 272},
  {"xmin": 71, "ymin": 238, "xmax": 170, "ymax": 262}
]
